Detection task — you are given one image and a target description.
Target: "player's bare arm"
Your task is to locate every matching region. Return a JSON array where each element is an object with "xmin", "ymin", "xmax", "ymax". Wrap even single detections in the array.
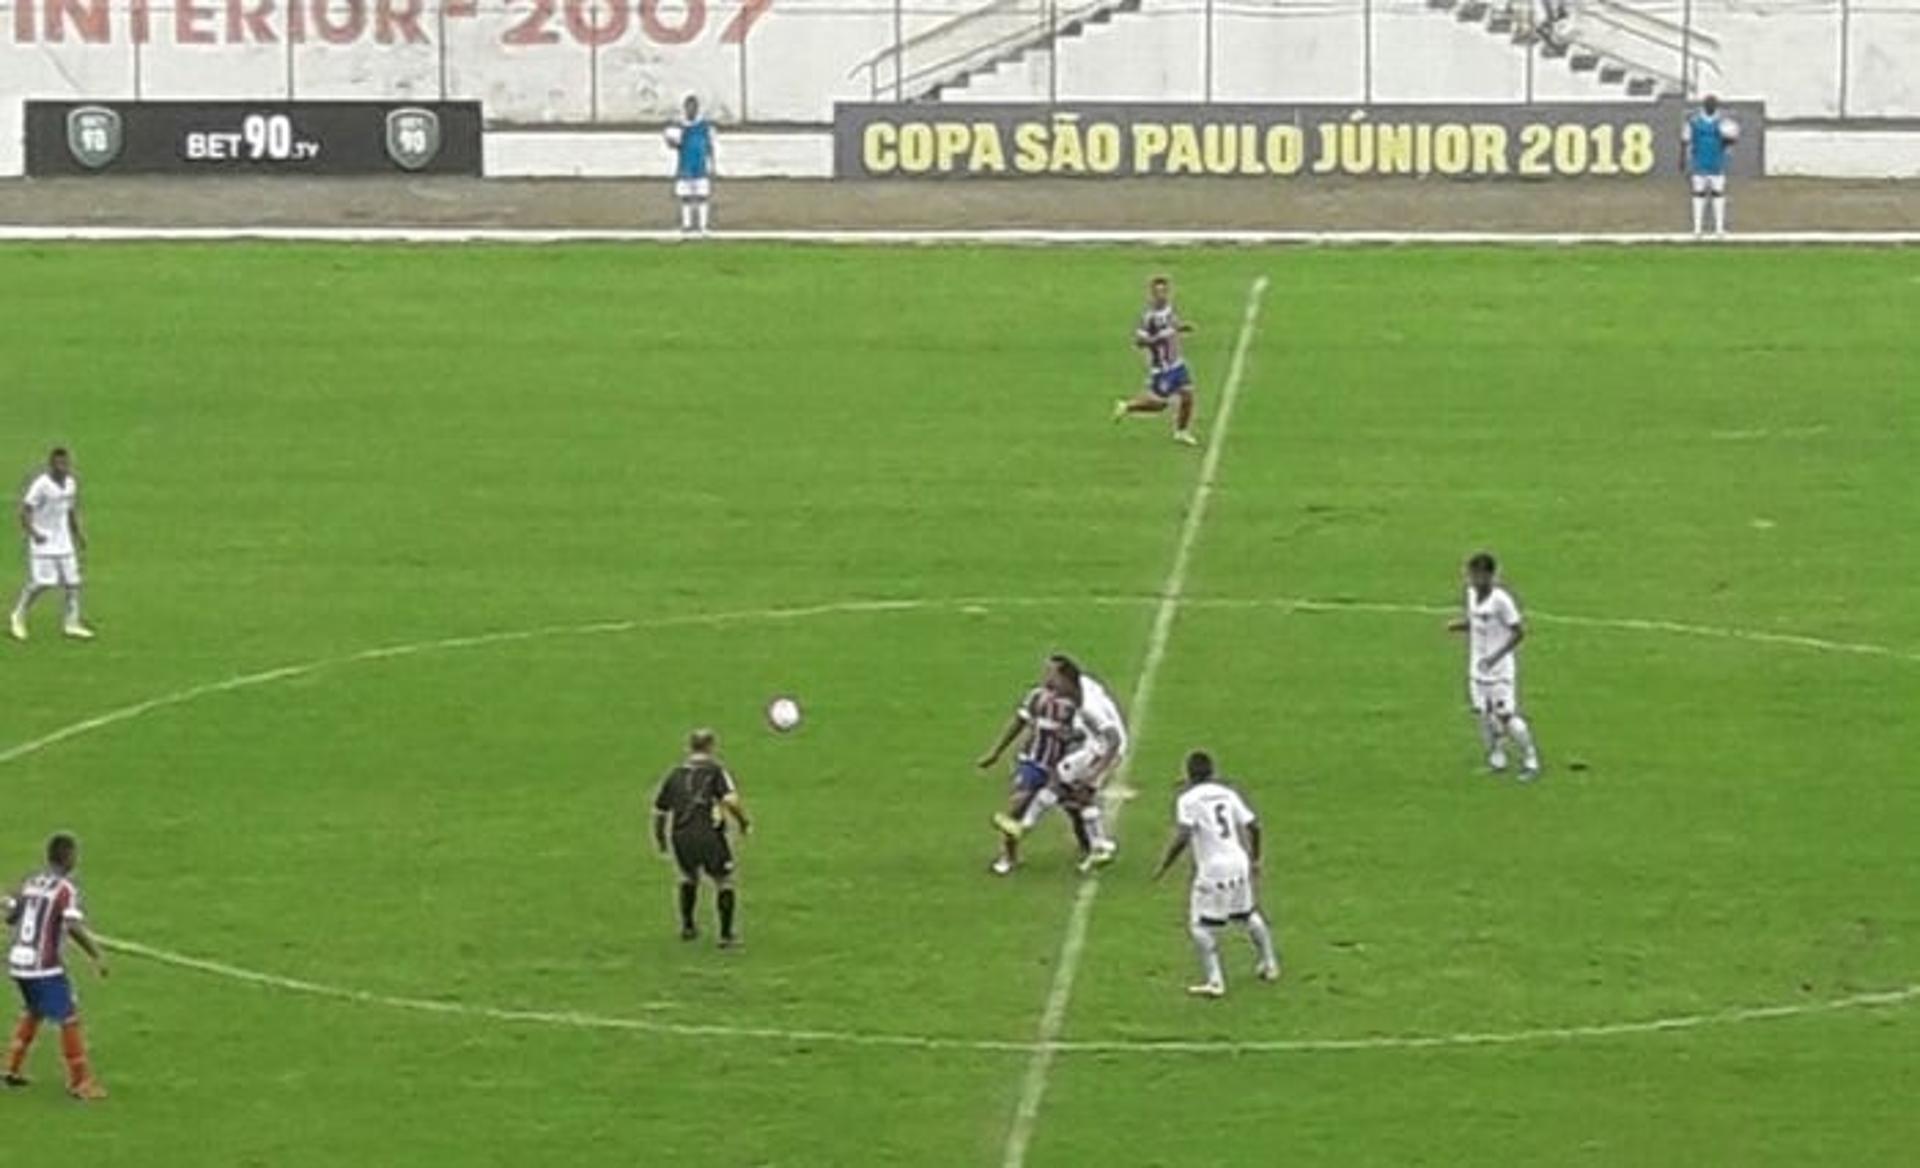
[
  {"xmin": 1479, "ymin": 624, "xmax": 1525, "ymax": 673},
  {"xmin": 17, "ymin": 500, "xmax": 41, "ymax": 545},
  {"xmin": 68, "ymin": 921, "xmax": 107, "ymax": 977},
  {"xmin": 721, "ymin": 790, "xmax": 752, "ymax": 836},
  {"xmin": 1151, "ymin": 826, "xmax": 1192, "ymax": 881},
  {"xmin": 977, "ymin": 714, "xmax": 1024, "ymax": 768},
  {"xmin": 67, "ymin": 502, "xmax": 85, "ymax": 553},
  {"xmin": 651, "ymin": 807, "xmax": 671, "ymax": 855},
  {"xmin": 1245, "ymin": 819, "xmax": 1264, "ymax": 877}
]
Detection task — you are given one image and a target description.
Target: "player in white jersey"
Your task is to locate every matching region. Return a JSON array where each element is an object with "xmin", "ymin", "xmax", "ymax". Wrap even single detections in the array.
[
  {"xmin": 994, "ymin": 654, "xmax": 1127, "ymax": 872},
  {"xmin": 10, "ymin": 448, "xmax": 93, "ymax": 642},
  {"xmin": 1152, "ymin": 751, "xmax": 1280, "ymax": 997},
  {"xmin": 1447, "ymin": 551, "xmax": 1540, "ymax": 779}
]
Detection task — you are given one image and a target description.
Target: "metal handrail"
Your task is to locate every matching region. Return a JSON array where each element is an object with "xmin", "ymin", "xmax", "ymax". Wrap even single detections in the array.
[{"xmin": 847, "ymin": 0, "xmax": 1125, "ymax": 101}]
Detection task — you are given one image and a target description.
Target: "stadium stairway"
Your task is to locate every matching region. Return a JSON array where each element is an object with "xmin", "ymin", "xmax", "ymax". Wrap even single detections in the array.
[{"xmin": 856, "ymin": 0, "xmax": 1709, "ymax": 106}]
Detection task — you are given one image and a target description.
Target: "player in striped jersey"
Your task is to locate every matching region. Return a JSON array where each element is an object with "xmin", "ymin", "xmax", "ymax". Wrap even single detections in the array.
[
  {"xmin": 977, "ymin": 669, "xmax": 1080, "ymax": 876},
  {"xmin": 994, "ymin": 654, "xmax": 1127, "ymax": 872},
  {"xmin": 5, "ymin": 833, "xmax": 108, "ymax": 1099},
  {"xmin": 1113, "ymin": 275, "xmax": 1200, "ymax": 447}
]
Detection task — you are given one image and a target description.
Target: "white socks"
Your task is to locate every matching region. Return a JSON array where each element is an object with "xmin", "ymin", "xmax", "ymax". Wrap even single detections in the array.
[
  {"xmin": 1478, "ymin": 712, "xmax": 1501, "ymax": 758},
  {"xmin": 1079, "ymin": 804, "xmax": 1111, "ymax": 851},
  {"xmin": 695, "ymin": 202, "xmax": 711, "ymax": 232},
  {"xmin": 1018, "ymin": 786, "xmax": 1059, "ymax": 832},
  {"xmin": 1247, "ymin": 911, "xmax": 1280, "ymax": 971},
  {"xmin": 1507, "ymin": 715, "xmax": 1540, "ymax": 770},
  {"xmin": 62, "ymin": 588, "xmax": 82, "ymax": 627},
  {"xmin": 681, "ymin": 201, "xmax": 710, "ymax": 232},
  {"xmin": 1188, "ymin": 923, "xmax": 1223, "ymax": 987},
  {"xmin": 9, "ymin": 585, "xmax": 34, "ymax": 621},
  {"xmin": 1692, "ymin": 195, "xmax": 1707, "ymax": 235},
  {"xmin": 1711, "ymin": 195, "xmax": 1727, "ymax": 235}
]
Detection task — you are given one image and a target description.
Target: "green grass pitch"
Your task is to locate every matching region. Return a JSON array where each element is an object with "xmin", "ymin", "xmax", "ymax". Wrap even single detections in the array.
[{"xmin": 3, "ymin": 242, "xmax": 1917, "ymax": 1166}]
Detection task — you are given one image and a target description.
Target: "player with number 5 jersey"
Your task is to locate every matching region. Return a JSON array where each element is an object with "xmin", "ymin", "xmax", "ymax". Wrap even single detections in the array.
[
  {"xmin": 1152, "ymin": 751, "xmax": 1281, "ymax": 998},
  {"xmin": 5, "ymin": 832, "xmax": 108, "ymax": 1100}
]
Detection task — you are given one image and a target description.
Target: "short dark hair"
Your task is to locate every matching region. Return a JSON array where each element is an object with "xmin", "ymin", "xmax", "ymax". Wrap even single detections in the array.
[
  {"xmin": 688, "ymin": 728, "xmax": 716, "ymax": 754},
  {"xmin": 1048, "ymin": 653, "xmax": 1081, "ymax": 684},
  {"xmin": 1468, "ymin": 551, "xmax": 1497, "ymax": 574},
  {"xmin": 46, "ymin": 832, "xmax": 77, "ymax": 868},
  {"xmin": 1185, "ymin": 751, "xmax": 1214, "ymax": 782},
  {"xmin": 1150, "ymin": 275, "xmax": 1170, "ymax": 287},
  {"xmin": 49, "ymin": 447, "xmax": 69, "ymax": 460}
]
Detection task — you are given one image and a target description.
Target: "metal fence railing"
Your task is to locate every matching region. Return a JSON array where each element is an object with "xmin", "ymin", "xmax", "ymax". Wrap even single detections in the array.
[{"xmin": 1, "ymin": 0, "xmax": 1914, "ymax": 123}]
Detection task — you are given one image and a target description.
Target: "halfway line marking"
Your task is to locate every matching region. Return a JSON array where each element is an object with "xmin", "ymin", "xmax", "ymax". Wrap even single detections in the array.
[{"xmin": 1000, "ymin": 274, "xmax": 1271, "ymax": 1168}]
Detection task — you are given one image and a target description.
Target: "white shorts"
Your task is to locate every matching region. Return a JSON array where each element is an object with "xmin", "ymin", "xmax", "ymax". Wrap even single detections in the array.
[
  {"xmin": 1056, "ymin": 743, "xmax": 1117, "ymax": 790},
  {"xmin": 1190, "ymin": 861, "xmax": 1255, "ymax": 926},
  {"xmin": 27, "ymin": 554, "xmax": 81, "ymax": 588},
  {"xmin": 1470, "ymin": 676, "xmax": 1518, "ymax": 718},
  {"xmin": 1690, "ymin": 174, "xmax": 1727, "ymax": 195},
  {"xmin": 674, "ymin": 177, "xmax": 712, "ymax": 199}
]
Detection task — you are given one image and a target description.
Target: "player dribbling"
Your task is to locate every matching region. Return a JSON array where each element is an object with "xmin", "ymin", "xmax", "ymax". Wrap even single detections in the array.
[
  {"xmin": 994, "ymin": 654, "xmax": 1126, "ymax": 873},
  {"xmin": 977, "ymin": 665, "xmax": 1080, "ymax": 876},
  {"xmin": 1113, "ymin": 276, "xmax": 1200, "ymax": 446},
  {"xmin": 1448, "ymin": 551, "xmax": 1542, "ymax": 780},
  {"xmin": 1151, "ymin": 751, "xmax": 1280, "ymax": 997},
  {"xmin": 10, "ymin": 447, "xmax": 93, "ymax": 642},
  {"xmin": 5, "ymin": 832, "xmax": 109, "ymax": 1100}
]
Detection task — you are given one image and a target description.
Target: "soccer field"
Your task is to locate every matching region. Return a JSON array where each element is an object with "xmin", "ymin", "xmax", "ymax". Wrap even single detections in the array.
[{"xmin": 4, "ymin": 242, "xmax": 1918, "ymax": 1166}]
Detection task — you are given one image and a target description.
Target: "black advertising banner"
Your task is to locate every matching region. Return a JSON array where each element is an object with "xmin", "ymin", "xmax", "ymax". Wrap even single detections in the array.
[
  {"xmin": 835, "ymin": 100, "xmax": 1764, "ymax": 180},
  {"xmin": 25, "ymin": 101, "xmax": 483, "ymax": 176}
]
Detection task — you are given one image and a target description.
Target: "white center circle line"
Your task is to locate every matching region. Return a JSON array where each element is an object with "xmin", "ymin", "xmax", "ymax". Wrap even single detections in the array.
[{"xmin": 6, "ymin": 593, "xmax": 1914, "ymax": 1059}]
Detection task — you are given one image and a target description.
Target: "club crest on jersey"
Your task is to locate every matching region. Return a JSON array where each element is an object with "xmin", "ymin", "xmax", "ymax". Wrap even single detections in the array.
[
  {"xmin": 66, "ymin": 105, "xmax": 123, "ymax": 171},
  {"xmin": 385, "ymin": 107, "xmax": 442, "ymax": 172}
]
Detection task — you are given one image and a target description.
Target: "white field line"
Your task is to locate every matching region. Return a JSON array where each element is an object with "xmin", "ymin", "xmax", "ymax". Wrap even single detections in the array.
[
  {"xmin": 999, "ymin": 275, "xmax": 1271, "ymax": 1168},
  {"xmin": 5, "ymin": 226, "xmax": 1920, "ymax": 247},
  {"xmin": 100, "ymin": 934, "xmax": 1919, "ymax": 1058},
  {"xmin": 4, "ymin": 594, "xmax": 1911, "ymax": 772}
]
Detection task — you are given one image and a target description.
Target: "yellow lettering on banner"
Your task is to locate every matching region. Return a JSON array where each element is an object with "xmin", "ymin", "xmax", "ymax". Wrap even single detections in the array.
[
  {"xmin": 863, "ymin": 123, "xmax": 897, "ymax": 174},
  {"xmin": 897, "ymin": 124, "xmax": 932, "ymax": 173},
  {"xmin": 1517, "ymin": 124, "xmax": 1552, "ymax": 176},
  {"xmin": 1553, "ymin": 123, "xmax": 1588, "ymax": 174},
  {"xmin": 1265, "ymin": 126, "xmax": 1303, "ymax": 175},
  {"xmin": 1433, "ymin": 124, "xmax": 1470, "ymax": 175},
  {"xmin": 1620, "ymin": 123, "xmax": 1655, "ymax": 174},
  {"xmin": 1338, "ymin": 113, "xmax": 1374, "ymax": 175},
  {"xmin": 1412, "ymin": 123, "xmax": 1433, "ymax": 175},
  {"xmin": 1049, "ymin": 116, "xmax": 1086, "ymax": 174},
  {"xmin": 1132, "ymin": 123, "xmax": 1169, "ymax": 173},
  {"xmin": 1312, "ymin": 122, "xmax": 1338, "ymax": 174},
  {"xmin": 1471, "ymin": 124, "xmax": 1508, "ymax": 174},
  {"xmin": 934, "ymin": 122, "xmax": 971, "ymax": 173},
  {"xmin": 1201, "ymin": 124, "xmax": 1235, "ymax": 175},
  {"xmin": 1013, "ymin": 122, "xmax": 1049, "ymax": 174},
  {"xmin": 1375, "ymin": 123, "xmax": 1414, "ymax": 175},
  {"xmin": 1086, "ymin": 123, "xmax": 1122, "ymax": 173},
  {"xmin": 970, "ymin": 123, "xmax": 1006, "ymax": 173},
  {"xmin": 1166, "ymin": 125, "xmax": 1203, "ymax": 175}
]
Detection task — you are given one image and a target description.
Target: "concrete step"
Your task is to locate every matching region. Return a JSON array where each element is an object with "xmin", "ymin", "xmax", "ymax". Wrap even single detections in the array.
[
  {"xmin": 1627, "ymin": 76, "xmax": 1657, "ymax": 96},
  {"xmin": 1487, "ymin": 15, "xmax": 1515, "ymax": 33},
  {"xmin": 1570, "ymin": 52, "xmax": 1600, "ymax": 71},
  {"xmin": 1599, "ymin": 63, "xmax": 1627, "ymax": 83},
  {"xmin": 1540, "ymin": 40, "xmax": 1570, "ymax": 58},
  {"xmin": 1458, "ymin": 1, "xmax": 1491, "ymax": 20}
]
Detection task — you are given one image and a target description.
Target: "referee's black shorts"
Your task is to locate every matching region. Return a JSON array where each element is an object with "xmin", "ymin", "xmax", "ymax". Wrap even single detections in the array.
[{"xmin": 671, "ymin": 832, "xmax": 734, "ymax": 881}]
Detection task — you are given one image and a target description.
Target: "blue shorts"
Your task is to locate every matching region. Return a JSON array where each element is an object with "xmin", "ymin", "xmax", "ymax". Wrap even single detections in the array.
[
  {"xmin": 14, "ymin": 974, "xmax": 76, "ymax": 1023},
  {"xmin": 1149, "ymin": 363, "xmax": 1193, "ymax": 398},
  {"xmin": 1013, "ymin": 759, "xmax": 1050, "ymax": 793}
]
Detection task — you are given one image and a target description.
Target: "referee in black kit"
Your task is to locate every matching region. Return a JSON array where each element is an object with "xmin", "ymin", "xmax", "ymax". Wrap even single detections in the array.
[{"xmin": 651, "ymin": 729, "xmax": 752, "ymax": 948}]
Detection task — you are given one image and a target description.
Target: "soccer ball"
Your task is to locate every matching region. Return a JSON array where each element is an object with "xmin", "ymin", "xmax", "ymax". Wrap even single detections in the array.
[
  {"xmin": 1720, "ymin": 119, "xmax": 1741, "ymax": 144},
  {"xmin": 664, "ymin": 125, "xmax": 683, "ymax": 149},
  {"xmin": 766, "ymin": 696, "xmax": 802, "ymax": 733}
]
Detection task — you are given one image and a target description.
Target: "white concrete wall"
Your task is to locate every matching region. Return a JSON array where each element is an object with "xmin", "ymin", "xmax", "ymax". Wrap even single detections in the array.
[{"xmin": 4, "ymin": 0, "xmax": 1920, "ymax": 180}]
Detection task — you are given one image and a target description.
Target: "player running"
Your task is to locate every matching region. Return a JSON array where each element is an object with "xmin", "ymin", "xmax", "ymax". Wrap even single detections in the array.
[
  {"xmin": 1448, "ymin": 551, "xmax": 1541, "ymax": 780},
  {"xmin": 1113, "ymin": 275, "xmax": 1199, "ymax": 446},
  {"xmin": 1151, "ymin": 751, "xmax": 1280, "ymax": 998},
  {"xmin": 977, "ymin": 667, "xmax": 1080, "ymax": 876},
  {"xmin": 665, "ymin": 94, "xmax": 716, "ymax": 236},
  {"xmin": 993, "ymin": 654, "xmax": 1126, "ymax": 873},
  {"xmin": 1681, "ymin": 94, "xmax": 1739, "ymax": 239},
  {"xmin": 651, "ymin": 729, "xmax": 752, "ymax": 948},
  {"xmin": 10, "ymin": 447, "xmax": 93, "ymax": 642},
  {"xmin": 5, "ymin": 832, "xmax": 109, "ymax": 1100}
]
